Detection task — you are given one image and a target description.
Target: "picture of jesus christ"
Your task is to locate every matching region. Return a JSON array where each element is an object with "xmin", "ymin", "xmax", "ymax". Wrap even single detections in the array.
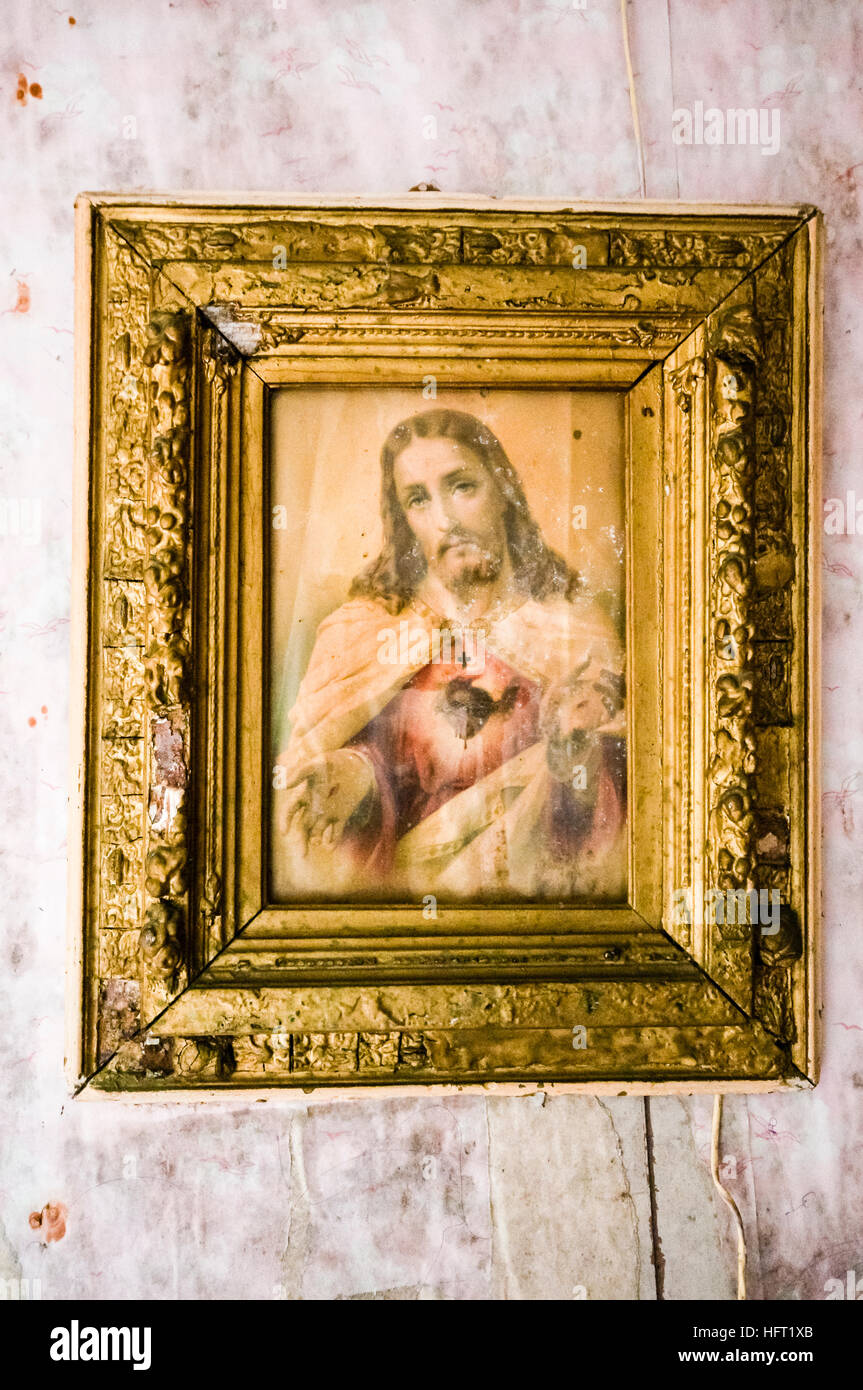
[{"xmin": 272, "ymin": 404, "xmax": 626, "ymax": 902}]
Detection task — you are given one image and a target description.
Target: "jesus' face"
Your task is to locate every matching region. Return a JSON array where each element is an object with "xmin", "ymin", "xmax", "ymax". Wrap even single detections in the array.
[{"xmin": 393, "ymin": 437, "xmax": 508, "ymax": 598}]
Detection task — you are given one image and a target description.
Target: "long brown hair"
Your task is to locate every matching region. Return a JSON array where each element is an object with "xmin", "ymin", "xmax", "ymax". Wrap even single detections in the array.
[{"xmin": 349, "ymin": 408, "xmax": 580, "ymax": 614}]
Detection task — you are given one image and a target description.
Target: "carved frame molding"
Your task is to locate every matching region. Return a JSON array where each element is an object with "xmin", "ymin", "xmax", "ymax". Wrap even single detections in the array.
[{"xmin": 69, "ymin": 196, "xmax": 820, "ymax": 1095}]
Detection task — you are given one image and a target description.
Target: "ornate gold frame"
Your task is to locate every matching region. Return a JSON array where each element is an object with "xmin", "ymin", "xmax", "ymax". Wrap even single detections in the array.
[{"xmin": 69, "ymin": 195, "xmax": 821, "ymax": 1095}]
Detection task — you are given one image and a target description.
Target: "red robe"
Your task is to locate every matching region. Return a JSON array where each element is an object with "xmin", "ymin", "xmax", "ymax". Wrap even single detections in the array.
[
  {"xmin": 348, "ymin": 649, "xmax": 625, "ymax": 886},
  {"xmin": 274, "ymin": 594, "xmax": 627, "ymax": 900}
]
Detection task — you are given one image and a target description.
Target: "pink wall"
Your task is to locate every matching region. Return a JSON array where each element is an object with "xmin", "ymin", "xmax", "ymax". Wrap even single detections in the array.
[{"xmin": 0, "ymin": 0, "xmax": 858, "ymax": 1300}]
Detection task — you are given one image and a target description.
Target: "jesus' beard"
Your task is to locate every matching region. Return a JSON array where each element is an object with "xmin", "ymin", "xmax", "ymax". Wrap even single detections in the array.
[{"xmin": 435, "ymin": 537, "xmax": 504, "ymax": 600}]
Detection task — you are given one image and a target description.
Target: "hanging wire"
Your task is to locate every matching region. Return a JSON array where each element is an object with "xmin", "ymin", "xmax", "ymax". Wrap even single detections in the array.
[
  {"xmin": 711, "ymin": 1094, "xmax": 748, "ymax": 1299},
  {"xmin": 619, "ymin": 0, "xmax": 647, "ymax": 199}
]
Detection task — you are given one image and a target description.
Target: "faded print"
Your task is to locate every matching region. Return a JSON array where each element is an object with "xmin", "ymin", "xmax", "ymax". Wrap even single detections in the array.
[{"xmin": 270, "ymin": 389, "xmax": 626, "ymax": 902}]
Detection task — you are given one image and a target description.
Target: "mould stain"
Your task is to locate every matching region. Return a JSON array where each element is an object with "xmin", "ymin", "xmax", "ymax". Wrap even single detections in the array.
[
  {"xmin": 5, "ymin": 280, "xmax": 31, "ymax": 315},
  {"xmin": 29, "ymin": 1201, "xmax": 67, "ymax": 1244},
  {"xmin": 15, "ymin": 75, "xmax": 43, "ymax": 104}
]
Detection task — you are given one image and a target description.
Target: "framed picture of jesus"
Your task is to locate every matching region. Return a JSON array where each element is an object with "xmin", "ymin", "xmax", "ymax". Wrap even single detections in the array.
[
  {"xmin": 269, "ymin": 388, "xmax": 627, "ymax": 905},
  {"xmin": 69, "ymin": 195, "xmax": 819, "ymax": 1093}
]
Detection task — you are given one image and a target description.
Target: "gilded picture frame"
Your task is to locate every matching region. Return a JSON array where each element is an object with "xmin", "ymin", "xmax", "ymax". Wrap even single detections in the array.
[{"xmin": 68, "ymin": 194, "xmax": 821, "ymax": 1095}]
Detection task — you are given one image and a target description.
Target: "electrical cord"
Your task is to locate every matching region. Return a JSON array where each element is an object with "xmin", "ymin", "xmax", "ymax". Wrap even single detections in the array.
[
  {"xmin": 711, "ymin": 1094, "xmax": 748, "ymax": 1300},
  {"xmin": 620, "ymin": 0, "xmax": 647, "ymax": 199}
]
